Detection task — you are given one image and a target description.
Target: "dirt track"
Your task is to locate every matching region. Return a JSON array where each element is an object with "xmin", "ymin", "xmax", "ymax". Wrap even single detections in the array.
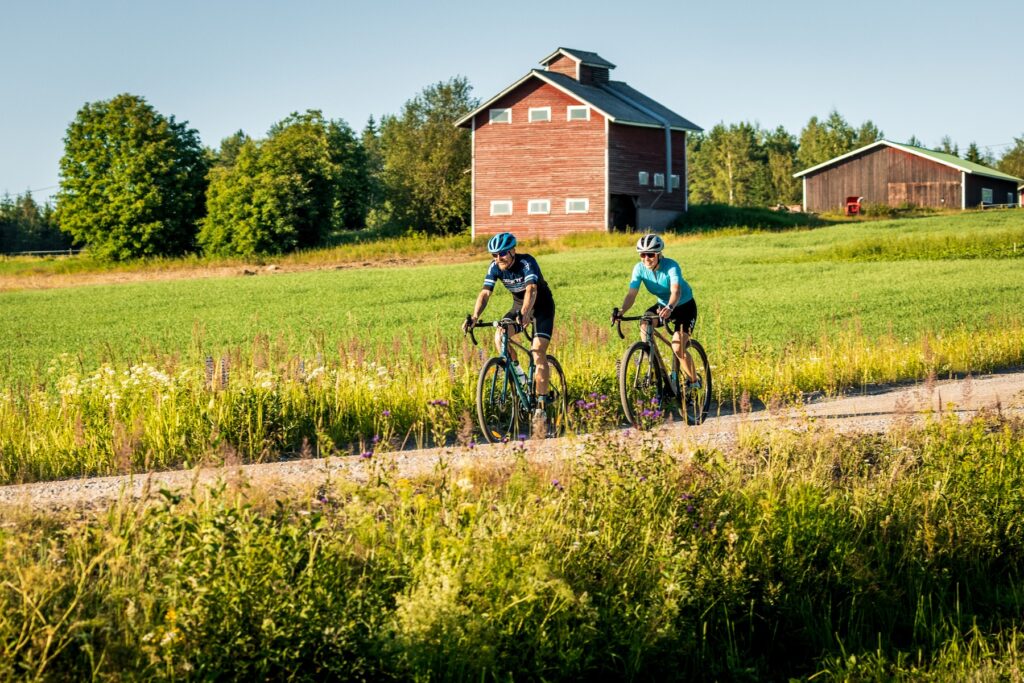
[{"xmin": 2, "ymin": 371, "xmax": 1022, "ymax": 512}]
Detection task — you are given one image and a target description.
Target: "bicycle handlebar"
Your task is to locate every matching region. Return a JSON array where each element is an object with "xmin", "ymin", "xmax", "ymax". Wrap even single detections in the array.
[
  {"xmin": 463, "ymin": 315, "xmax": 533, "ymax": 346},
  {"xmin": 610, "ymin": 307, "xmax": 661, "ymax": 340}
]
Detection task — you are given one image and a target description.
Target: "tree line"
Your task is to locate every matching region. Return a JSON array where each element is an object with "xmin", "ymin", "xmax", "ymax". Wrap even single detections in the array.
[
  {"xmin": 4, "ymin": 83, "xmax": 1024, "ymax": 259},
  {"xmin": 687, "ymin": 110, "xmax": 1024, "ymax": 207}
]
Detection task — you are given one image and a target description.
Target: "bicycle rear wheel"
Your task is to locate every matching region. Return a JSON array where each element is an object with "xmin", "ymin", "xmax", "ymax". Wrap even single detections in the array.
[
  {"xmin": 536, "ymin": 355, "xmax": 569, "ymax": 438},
  {"xmin": 618, "ymin": 342, "xmax": 670, "ymax": 429},
  {"xmin": 476, "ymin": 357, "xmax": 519, "ymax": 443},
  {"xmin": 683, "ymin": 340, "xmax": 712, "ymax": 425}
]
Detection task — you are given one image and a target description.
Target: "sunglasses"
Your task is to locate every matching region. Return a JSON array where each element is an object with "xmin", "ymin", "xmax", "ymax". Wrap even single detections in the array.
[
  {"xmin": 493, "ymin": 250, "xmax": 513, "ymax": 258},
  {"xmin": 639, "ymin": 252, "xmax": 658, "ymax": 259}
]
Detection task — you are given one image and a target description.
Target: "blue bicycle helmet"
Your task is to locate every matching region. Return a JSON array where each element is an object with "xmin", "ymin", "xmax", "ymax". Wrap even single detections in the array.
[{"xmin": 487, "ymin": 232, "xmax": 517, "ymax": 254}]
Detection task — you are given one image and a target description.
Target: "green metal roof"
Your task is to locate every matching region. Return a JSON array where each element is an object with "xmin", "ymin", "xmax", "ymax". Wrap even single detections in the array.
[{"xmin": 897, "ymin": 143, "xmax": 1023, "ymax": 183}]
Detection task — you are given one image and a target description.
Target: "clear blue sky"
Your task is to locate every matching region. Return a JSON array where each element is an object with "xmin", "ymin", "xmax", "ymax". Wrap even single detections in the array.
[{"xmin": 3, "ymin": 0, "xmax": 1021, "ymax": 202}]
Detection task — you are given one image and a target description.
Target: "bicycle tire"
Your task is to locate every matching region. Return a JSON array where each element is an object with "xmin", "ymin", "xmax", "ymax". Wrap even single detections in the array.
[
  {"xmin": 618, "ymin": 342, "xmax": 670, "ymax": 428},
  {"xmin": 536, "ymin": 355, "xmax": 569, "ymax": 438},
  {"xmin": 476, "ymin": 357, "xmax": 519, "ymax": 443},
  {"xmin": 683, "ymin": 340, "xmax": 712, "ymax": 425}
]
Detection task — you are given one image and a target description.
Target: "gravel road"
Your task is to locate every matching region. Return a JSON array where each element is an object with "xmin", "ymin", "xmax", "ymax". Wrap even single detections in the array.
[{"xmin": 3, "ymin": 371, "xmax": 1022, "ymax": 513}]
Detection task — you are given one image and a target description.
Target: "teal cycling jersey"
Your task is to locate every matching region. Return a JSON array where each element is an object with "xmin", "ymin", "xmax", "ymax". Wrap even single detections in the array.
[{"xmin": 629, "ymin": 256, "xmax": 693, "ymax": 308}]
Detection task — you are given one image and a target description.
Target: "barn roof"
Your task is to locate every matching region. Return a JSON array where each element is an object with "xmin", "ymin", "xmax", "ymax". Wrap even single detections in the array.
[
  {"xmin": 455, "ymin": 69, "xmax": 702, "ymax": 133},
  {"xmin": 539, "ymin": 47, "xmax": 616, "ymax": 70},
  {"xmin": 794, "ymin": 140, "xmax": 1023, "ymax": 183}
]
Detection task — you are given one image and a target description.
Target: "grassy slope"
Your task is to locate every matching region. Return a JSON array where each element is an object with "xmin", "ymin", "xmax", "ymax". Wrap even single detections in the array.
[{"xmin": 0, "ymin": 210, "xmax": 1022, "ymax": 384}]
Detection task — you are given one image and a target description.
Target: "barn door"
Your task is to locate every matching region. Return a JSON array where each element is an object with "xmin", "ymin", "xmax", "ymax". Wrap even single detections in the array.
[{"xmin": 609, "ymin": 194, "xmax": 637, "ymax": 231}]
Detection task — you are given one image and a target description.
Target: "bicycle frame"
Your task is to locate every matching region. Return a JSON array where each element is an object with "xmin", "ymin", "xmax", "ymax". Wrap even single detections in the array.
[
  {"xmin": 466, "ymin": 317, "xmax": 537, "ymax": 411},
  {"xmin": 617, "ymin": 313, "xmax": 680, "ymax": 398}
]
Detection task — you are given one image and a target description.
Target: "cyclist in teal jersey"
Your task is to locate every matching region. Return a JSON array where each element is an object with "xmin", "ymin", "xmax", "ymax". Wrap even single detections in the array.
[{"xmin": 612, "ymin": 233, "xmax": 700, "ymax": 389}]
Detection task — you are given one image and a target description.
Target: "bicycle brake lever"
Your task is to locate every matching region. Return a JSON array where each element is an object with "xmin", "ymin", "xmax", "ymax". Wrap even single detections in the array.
[{"xmin": 464, "ymin": 315, "xmax": 478, "ymax": 346}]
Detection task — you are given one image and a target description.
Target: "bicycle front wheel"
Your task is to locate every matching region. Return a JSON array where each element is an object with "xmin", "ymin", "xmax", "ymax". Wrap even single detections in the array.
[
  {"xmin": 683, "ymin": 340, "xmax": 712, "ymax": 425},
  {"xmin": 476, "ymin": 357, "xmax": 518, "ymax": 443},
  {"xmin": 618, "ymin": 342, "xmax": 668, "ymax": 429}
]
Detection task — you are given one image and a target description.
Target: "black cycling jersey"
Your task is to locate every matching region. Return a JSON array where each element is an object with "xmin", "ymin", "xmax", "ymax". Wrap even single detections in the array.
[{"xmin": 482, "ymin": 253, "xmax": 554, "ymax": 312}]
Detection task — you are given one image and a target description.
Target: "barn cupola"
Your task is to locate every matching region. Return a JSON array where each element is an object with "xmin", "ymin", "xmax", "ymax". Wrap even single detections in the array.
[{"xmin": 539, "ymin": 47, "xmax": 616, "ymax": 85}]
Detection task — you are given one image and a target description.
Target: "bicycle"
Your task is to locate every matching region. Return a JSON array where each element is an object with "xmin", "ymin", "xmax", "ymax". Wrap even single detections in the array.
[
  {"xmin": 464, "ymin": 315, "xmax": 569, "ymax": 443},
  {"xmin": 611, "ymin": 308, "xmax": 712, "ymax": 428}
]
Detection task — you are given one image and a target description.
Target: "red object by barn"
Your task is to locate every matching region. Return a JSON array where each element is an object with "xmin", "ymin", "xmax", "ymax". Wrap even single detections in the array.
[
  {"xmin": 845, "ymin": 196, "xmax": 863, "ymax": 215},
  {"xmin": 456, "ymin": 48, "xmax": 702, "ymax": 242}
]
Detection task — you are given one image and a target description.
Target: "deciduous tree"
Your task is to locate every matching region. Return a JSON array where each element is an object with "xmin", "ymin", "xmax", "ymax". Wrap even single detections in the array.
[
  {"xmin": 56, "ymin": 93, "xmax": 208, "ymax": 260},
  {"xmin": 378, "ymin": 77, "xmax": 477, "ymax": 234},
  {"xmin": 688, "ymin": 122, "xmax": 764, "ymax": 206},
  {"xmin": 997, "ymin": 136, "xmax": 1024, "ymax": 180},
  {"xmin": 199, "ymin": 111, "xmax": 369, "ymax": 256}
]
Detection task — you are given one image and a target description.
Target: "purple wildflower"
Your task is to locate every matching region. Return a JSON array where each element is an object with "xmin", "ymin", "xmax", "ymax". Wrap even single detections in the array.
[
  {"xmin": 360, "ymin": 451, "xmax": 373, "ymax": 459},
  {"xmin": 382, "ymin": 409, "xmax": 391, "ymax": 417}
]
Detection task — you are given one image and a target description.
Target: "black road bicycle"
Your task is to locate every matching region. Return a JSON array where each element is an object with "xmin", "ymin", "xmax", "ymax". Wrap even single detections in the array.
[
  {"xmin": 464, "ymin": 315, "xmax": 569, "ymax": 443},
  {"xmin": 612, "ymin": 308, "xmax": 712, "ymax": 427}
]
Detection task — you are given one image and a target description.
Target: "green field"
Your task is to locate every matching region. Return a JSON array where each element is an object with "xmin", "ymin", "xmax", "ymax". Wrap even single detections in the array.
[
  {"xmin": 1, "ymin": 210, "xmax": 1023, "ymax": 482},
  {"xmin": 2, "ymin": 210, "xmax": 1023, "ymax": 380}
]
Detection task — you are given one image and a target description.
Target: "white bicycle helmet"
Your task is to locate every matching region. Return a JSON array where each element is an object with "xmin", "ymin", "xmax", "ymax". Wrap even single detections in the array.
[{"xmin": 635, "ymin": 233, "xmax": 665, "ymax": 254}]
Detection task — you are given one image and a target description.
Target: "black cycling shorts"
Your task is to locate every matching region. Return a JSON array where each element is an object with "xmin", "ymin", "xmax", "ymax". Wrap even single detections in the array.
[
  {"xmin": 645, "ymin": 298, "xmax": 697, "ymax": 335},
  {"xmin": 505, "ymin": 300, "xmax": 555, "ymax": 340}
]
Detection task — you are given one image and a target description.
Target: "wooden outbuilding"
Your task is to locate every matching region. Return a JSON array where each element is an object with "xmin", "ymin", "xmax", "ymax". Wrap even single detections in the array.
[
  {"xmin": 794, "ymin": 140, "xmax": 1022, "ymax": 212},
  {"xmin": 456, "ymin": 48, "xmax": 702, "ymax": 241}
]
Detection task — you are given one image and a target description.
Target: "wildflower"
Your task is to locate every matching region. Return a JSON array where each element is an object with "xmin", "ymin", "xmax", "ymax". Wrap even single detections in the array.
[
  {"xmin": 372, "ymin": 435, "xmax": 380, "ymax": 445},
  {"xmin": 360, "ymin": 451, "xmax": 373, "ymax": 459},
  {"xmin": 382, "ymin": 409, "xmax": 391, "ymax": 417},
  {"xmin": 428, "ymin": 399, "xmax": 449, "ymax": 408}
]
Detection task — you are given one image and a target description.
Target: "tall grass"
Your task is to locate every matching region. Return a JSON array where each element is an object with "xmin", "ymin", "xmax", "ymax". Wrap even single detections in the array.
[
  {"xmin": 1, "ymin": 313, "xmax": 1022, "ymax": 484},
  {"xmin": 2, "ymin": 416, "xmax": 1023, "ymax": 679}
]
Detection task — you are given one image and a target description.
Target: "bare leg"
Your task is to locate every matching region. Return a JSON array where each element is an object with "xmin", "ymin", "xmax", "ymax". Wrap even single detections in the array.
[
  {"xmin": 532, "ymin": 336, "xmax": 550, "ymax": 397},
  {"xmin": 672, "ymin": 330, "xmax": 697, "ymax": 383}
]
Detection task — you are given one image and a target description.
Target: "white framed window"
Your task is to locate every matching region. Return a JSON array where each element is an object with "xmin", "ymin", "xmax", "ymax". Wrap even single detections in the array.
[
  {"xmin": 528, "ymin": 107, "xmax": 551, "ymax": 122},
  {"xmin": 489, "ymin": 108, "xmax": 511, "ymax": 124},
  {"xmin": 671, "ymin": 174, "xmax": 680, "ymax": 189},
  {"xmin": 653, "ymin": 173, "xmax": 665, "ymax": 188},
  {"xmin": 490, "ymin": 200, "xmax": 513, "ymax": 216},
  {"xmin": 528, "ymin": 199, "xmax": 551, "ymax": 215},
  {"xmin": 638, "ymin": 171, "xmax": 649, "ymax": 186},
  {"xmin": 567, "ymin": 105, "xmax": 590, "ymax": 121},
  {"xmin": 982, "ymin": 188, "xmax": 993, "ymax": 204},
  {"xmin": 566, "ymin": 198, "xmax": 589, "ymax": 214}
]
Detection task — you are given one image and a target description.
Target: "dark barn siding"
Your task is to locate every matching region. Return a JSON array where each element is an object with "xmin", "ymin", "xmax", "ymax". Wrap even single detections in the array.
[
  {"xmin": 964, "ymin": 175, "xmax": 1019, "ymax": 207},
  {"xmin": 804, "ymin": 147, "xmax": 962, "ymax": 211},
  {"xmin": 608, "ymin": 125, "xmax": 687, "ymax": 211}
]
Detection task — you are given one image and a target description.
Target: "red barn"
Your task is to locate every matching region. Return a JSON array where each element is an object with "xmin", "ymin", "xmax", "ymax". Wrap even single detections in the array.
[{"xmin": 456, "ymin": 48, "xmax": 702, "ymax": 241}]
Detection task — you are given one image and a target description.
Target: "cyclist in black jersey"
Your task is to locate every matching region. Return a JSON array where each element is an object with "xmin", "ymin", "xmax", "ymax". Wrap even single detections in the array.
[{"xmin": 463, "ymin": 232, "xmax": 556, "ymax": 417}]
